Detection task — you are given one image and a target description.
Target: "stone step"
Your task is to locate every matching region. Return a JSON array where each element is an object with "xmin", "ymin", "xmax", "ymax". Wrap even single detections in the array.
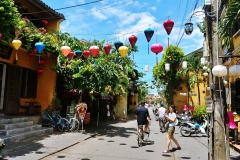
[
  {"xmin": 0, "ymin": 117, "xmax": 29, "ymax": 124},
  {"xmin": 0, "ymin": 121, "xmax": 33, "ymax": 130},
  {"xmin": 0, "ymin": 125, "xmax": 42, "ymax": 136},
  {"xmin": 1, "ymin": 127, "xmax": 53, "ymax": 144}
]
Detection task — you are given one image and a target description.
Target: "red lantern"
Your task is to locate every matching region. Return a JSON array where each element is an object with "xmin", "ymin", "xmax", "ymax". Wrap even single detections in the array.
[
  {"xmin": 46, "ymin": 52, "xmax": 51, "ymax": 57},
  {"xmin": 37, "ymin": 59, "xmax": 45, "ymax": 65},
  {"xmin": 151, "ymin": 43, "xmax": 163, "ymax": 65},
  {"xmin": 27, "ymin": 51, "xmax": 35, "ymax": 57},
  {"xmin": 163, "ymin": 19, "xmax": 174, "ymax": 47},
  {"xmin": 128, "ymin": 35, "xmax": 137, "ymax": 48},
  {"xmin": 104, "ymin": 44, "xmax": 111, "ymax": 55},
  {"xmin": 32, "ymin": 48, "xmax": 37, "ymax": 54},
  {"xmin": 36, "ymin": 69, "xmax": 43, "ymax": 74},
  {"xmin": 89, "ymin": 46, "xmax": 99, "ymax": 57},
  {"xmin": 40, "ymin": 20, "xmax": 48, "ymax": 26},
  {"xmin": 67, "ymin": 51, "xmax": 75, "ymax": 60},
  {"xmin": 83, "ymin": 50, "xmax": 91, "ymax": 59}
]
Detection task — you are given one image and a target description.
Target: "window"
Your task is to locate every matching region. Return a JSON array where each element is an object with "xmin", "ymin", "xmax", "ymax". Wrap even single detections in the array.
[{"xmin": 20, "ymin": 68, "xmax": 38, "ymax": 98}]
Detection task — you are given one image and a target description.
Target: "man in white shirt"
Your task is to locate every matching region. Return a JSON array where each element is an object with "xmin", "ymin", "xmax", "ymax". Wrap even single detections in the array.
[{"xmin": 158, "ymin": 103, "xmax": 166, "ymax": 132}]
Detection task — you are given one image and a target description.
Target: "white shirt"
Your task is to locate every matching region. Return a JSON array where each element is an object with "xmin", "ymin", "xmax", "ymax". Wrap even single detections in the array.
[
  {"xmin": 168, "ymin": 112, "xmax": 177, "ymax": 126},
  {"xmin": 158, "ymin": 107, "xmax": 166, "ymax": 118}
]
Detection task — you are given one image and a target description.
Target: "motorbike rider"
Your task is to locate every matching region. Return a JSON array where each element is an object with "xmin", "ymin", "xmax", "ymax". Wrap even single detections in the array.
[
  {"xmin": 158, "ymin": 103, "xmax": 166, "ymax": 132},
  {"xmin": 135, "ymin": 101, "xmax": 151, "ymax": 134}
]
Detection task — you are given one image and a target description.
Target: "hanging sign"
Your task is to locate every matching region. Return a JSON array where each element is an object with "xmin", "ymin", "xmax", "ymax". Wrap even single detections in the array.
[
  {"xmin": 0, "ymin": 44, "xmax": 13, "ymax": 59},
  {"xmin": 205, "ymin": 95, "xmax": 212, "ymax": 113}
]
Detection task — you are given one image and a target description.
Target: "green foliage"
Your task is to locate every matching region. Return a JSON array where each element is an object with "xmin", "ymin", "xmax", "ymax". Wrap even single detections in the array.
[
  {"xmin": 193, "ymin": 104, "xmax": 207, "ymax": 123},
  {"xmin": 48, "ymin": 97, "xmax": 62, "ymax": 112},
  {"xmin": 153, "ymin": 45, "xmax": 184, "ymax": 105},
  {"xmin": 218, "ymin": 0, "xmax": 240, "ymax": 50}
]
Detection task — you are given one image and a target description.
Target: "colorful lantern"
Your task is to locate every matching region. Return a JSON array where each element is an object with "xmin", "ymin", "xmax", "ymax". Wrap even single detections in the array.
[
  {"xmin": 151, "ymin": 43, "xmax": 163, "ymax": 65},
  {"xmin": 67, "ymin": 51, "xmax": 75, "ymax": 60},
  {"xmin": 39, "ymin": 20, "xmax": 48, "ymax": 26},
  {"xmin": 61, "ymin": 46, "xmax": 71, "ymax": 57},
  {"xmin": 35, "ymin": 42, "xmax": 45, "ymax": 63},
  {"xmin": 36, "ymin": 69, "xmax": 43, "ymax": 74},
  {"xmin": 89, "ymin": 45, "xmax": 99, "ymax": 58},
  {"xmin": 104, "ymin": 44, "xmax": 111, "ymax": 55},
  {"xmin": 229, "ymin": 65, "xmax": 240, "ymax": 76},
  {"xmin": 144, "ymin": 28, "xmax": 154, "ymax": 55},
  {"xmin": 75, "ymin": 50, "xmax": 82, "ymax": 59},
  {"xmin": 128, "ymin": 35, "xmax": 137, "ymax": 60},
  {"xmin": 114, "ymin": 40, "xmax": 123, "ymax": 51},
  {"xmin": 118, "ymin": 46, "xmax": 128, "ymax": 58},
  {"xmin": 12, "ymin": 40, "xmax": 22, "ymax": 61},
  {"xmin": 37, "ymin": 59, "xmax": 45, "ymax": 65},
  {"xmin": 212, "ymin": 65, "xmax": 227, "ymax": 77},
  {"xmin": 163, "ymin": 19, "xmax": 174, "ymax": 47},
  {"xmin": 27, "ymin": 51, "xmax": 35, "ymax": 57},
  {"xmin": 83, "ymin": 50, "xmax": 91, "ymax": 59},
  {"xmin": 46, "ymin": 52, "xmax": 51, "ymax": 58}
]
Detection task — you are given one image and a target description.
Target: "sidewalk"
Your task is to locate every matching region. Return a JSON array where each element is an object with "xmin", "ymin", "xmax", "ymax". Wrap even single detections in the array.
[{"xmin": 1, "ymin": 119, "xmax": 119, "ymax": 160}]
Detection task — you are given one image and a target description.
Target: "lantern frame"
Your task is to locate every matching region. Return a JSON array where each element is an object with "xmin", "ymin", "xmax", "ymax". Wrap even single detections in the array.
[{"xmin": 184, "ymin": 22, "xmax": 193, "ymax": 35}]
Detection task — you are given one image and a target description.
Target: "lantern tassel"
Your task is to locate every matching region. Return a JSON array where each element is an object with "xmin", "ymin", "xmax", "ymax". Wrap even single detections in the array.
[
  {"xmin": 168, "ymin": 37, "xmax": 169, "ymax": 47},
  {"xmin": 156, "ymin": 56, "xmax": 158, "ymax": 66},
  {"xmin": 15, "ymin": 51, "xmax": 18, "ymax": 61},
  {"xmin": 148, "ymin": 43, "xmax": 149, "ymax": 55}
]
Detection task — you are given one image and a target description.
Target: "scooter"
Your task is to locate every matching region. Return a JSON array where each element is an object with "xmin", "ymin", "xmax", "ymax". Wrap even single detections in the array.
[
  {"xmin": 177, "ymin": 112, "xmax": 193, "ymax": 126},
  {"xmin": 180, "ymin": 115, "xmax": 209, "ymax": 137},
  {"xmin": 0, "ymin": 138, "xmax": 5, "ymax": 159}
]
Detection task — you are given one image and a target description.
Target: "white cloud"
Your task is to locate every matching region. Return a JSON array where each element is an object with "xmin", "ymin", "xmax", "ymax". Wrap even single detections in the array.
[{"xmin": 151, "ymin": 7, "xmax": 157, "ymax": 11}]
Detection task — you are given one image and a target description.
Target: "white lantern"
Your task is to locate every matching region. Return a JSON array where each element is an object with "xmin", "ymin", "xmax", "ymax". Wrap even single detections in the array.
[
  {"xmin": 165, "ymin": 63, "xmax": 170, "ymax": 71},
  {"xmin": 203, "ymin": 72, "xmax": 209, "ymax": 77},
  {"xmin": 144, "ymin": 65, "xmax": 149, "ymax": 72},
  {"xmin": 180, "ymin": 93, "xmax": 183, "ymax": 96},
  {"xmin": 229, "ymin": 65, "xmax": 240, "ymax": 76},
  {"xmin": 203, "ymin": 66, "xmax": 208, "ymax": 70},
  {"xmin": 182, "ymin": 61, "xmax": 187, "ymax": 69},
  {"xmin": 183, "ymin": 93, "xmax": 187, "ymax": 96},
  {"xmin": 212, "ymin": 65, "xmax": 227, "ymax": 77},
  {"xmin": 201, "ymin": 57, "xmax": 206, "ymax": 65}
]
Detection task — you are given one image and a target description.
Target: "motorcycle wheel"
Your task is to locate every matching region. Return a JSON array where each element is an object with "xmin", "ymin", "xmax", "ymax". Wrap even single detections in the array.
[
  {"xmin": 155, "ymin": 116, "xmax": 159, "ymax": 121},
  {"xmin": 180, "ymin": 125, "xmax": 191, "ymax": 137}
]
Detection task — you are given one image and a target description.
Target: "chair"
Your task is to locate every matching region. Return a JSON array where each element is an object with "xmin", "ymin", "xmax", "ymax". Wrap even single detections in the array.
[{"xmin": 227, "ymin": 111, "xmax": 238, "ymax": 143}]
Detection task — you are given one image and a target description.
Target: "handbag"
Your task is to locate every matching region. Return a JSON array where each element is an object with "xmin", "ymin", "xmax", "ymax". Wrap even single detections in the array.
[{"xmin": 165, "ymin": 121, "xmax": 170, "ymax": 130}]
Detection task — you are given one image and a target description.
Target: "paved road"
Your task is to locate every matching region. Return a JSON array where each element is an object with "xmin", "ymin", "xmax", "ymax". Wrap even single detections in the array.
[{"xmin": 42, "ymin": 110, "xmax": 175, "ymax": 160}]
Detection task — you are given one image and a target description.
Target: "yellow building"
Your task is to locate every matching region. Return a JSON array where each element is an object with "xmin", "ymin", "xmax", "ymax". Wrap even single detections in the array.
[{"xmin": 0, "ymin": 0, "xmax": 64, "ymax": 115}]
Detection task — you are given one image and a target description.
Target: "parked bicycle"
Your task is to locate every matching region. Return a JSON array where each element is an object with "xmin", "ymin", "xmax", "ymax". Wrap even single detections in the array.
[
  {"xmin": 38, "ymin": 110, "xmax": 69, "ymax": 132},
  {"xmin": 137, "ymin": 120, "xmax": 150, "ymax": 147},
  {"xmin": 66, "ymin": 106, "xmax": 80, "ymax": 132}
]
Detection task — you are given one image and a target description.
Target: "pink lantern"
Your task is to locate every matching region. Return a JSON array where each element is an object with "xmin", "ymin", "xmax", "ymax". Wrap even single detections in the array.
[
  {"xmin": 183, "ymin": 105, "xmax": 188, "ymax": 111},
  {"xmin": 104, "ymin": 44, "xmax": 111, "ymax": 55},
  {"xmin": 89, "ymin": 46, "xmax": 99, "ymax": 58},
  {"xmin": 61, "ymin": 46, "xmax": 71, "ymax": 57},
  {"xmin": 227, "ymin": 111, "xmax": 238, "ymax": 129},
  {"xmin": 151, "ymin": 43, "xmax": 163, "ymax": 65}
]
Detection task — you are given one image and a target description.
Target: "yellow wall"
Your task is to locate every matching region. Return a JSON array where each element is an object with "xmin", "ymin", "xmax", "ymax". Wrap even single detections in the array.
[{"xmin": 129, "ymin": 93, "xmax": 138, "ymax": 111}]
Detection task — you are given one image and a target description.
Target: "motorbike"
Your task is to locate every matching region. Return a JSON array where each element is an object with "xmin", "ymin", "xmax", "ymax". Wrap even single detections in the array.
[
  {"xmin": 0, "ymin": 137, "xmax": 5, "ymax": 159},
  {"xmin": 176, "ymin": 112, "xmax": 193, "ymax": 126},
  {"xmin": 180, "ymin": 115, "xmax": 209, "ymax": 137}
]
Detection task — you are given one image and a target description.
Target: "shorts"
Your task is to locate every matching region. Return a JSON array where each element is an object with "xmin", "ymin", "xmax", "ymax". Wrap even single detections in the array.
[
  {"xmin": 137, "ymin": 119, "xmax": 148, "ymax": 125},
  {"xmin": 168, "ymin": 126, "xmax": 175, "ymax": 136},
  {"xmin": 158, "ymin": 116, "xmax": 165, "ymax": 121}
]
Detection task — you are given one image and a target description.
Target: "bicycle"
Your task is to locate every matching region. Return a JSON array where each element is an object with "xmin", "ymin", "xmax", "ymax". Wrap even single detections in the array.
[
  {"xmin": 38, "ymin": 110, "xmax": 69, "ymax": 132},
  {"xmin": 66, "ymin": 106, "xmax": 80, "ymax": 132},
  {"xmin": 137, "ymin": 121, "xmax": 150, "ymax": 147}
]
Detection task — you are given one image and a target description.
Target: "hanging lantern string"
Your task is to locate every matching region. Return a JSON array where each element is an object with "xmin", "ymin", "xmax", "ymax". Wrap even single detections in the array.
[{"xmin": 156, "ymin": 56, "xmax": 158, "ymax": 66}]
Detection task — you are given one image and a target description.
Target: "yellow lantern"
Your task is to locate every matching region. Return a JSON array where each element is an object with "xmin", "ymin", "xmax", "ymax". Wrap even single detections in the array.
[
  {"xmin": 118, "ymin": 46, "xmax": 128, "ymax": 58},
  {"xmin": 12, "ymin": 40, "xmax": 22, "ymax": 61}
]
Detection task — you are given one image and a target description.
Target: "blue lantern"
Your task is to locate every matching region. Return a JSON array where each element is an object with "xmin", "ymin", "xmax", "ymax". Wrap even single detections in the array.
[
  {"xmin": 144, "ymin": 28, "xmax": 154, "ymax": 55},
  {"xmin": 114, "ymin": 40, "xmax": 123, "ymax": 52},
  {"xmin": 75, "ymin": 50, "xmax": 82, "ymax": 56},
  {"xmin": 35, "ymin": 42, "xmax": 45, "ymax": 63}
]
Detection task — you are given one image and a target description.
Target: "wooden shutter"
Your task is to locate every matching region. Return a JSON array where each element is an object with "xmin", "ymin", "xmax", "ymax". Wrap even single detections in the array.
[
  {"xmin": 231, "ymin": 82, "xmax": 236, "ymax": 112},
  {"xmin": 27, "ymin": 70, "xmax": 37, "ymax": 98},
  {"xmin": 5, "ymin": 65, "xmax": 22, "ymax": 114}
]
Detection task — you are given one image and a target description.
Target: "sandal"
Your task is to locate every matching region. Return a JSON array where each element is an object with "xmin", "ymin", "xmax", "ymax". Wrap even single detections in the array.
[
  {"xmin": 176, "ymin": 146, "xmax": 181, "ymax": 150},
  {"xmin": 163, "ymin": 150, "xmax": 170, "ymax": 153},
  {"xmin": 144, "ymin": 131, "xmax": 149, "ymax": 134}
]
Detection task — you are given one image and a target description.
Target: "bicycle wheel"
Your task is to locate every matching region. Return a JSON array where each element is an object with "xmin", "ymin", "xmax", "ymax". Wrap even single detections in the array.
[
  {"xmin": 144, "ymin": 127, "xmax": 150, "ymax": 141},
  {"xmin": 57, "ymin": 118, "xmax": 70, "ymax": 132},
  {"xmin": 137, "ymin": 131, "xmax": 143, "ymax": 147},
  {"xmin": 69, "ymin": 118, "xmax": 79, "ymax": 132}
]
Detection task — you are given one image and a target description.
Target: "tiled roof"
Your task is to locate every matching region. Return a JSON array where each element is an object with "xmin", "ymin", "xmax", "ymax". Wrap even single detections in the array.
[{"xmin": 32, "ymin": 0, "xmax": 65, "ymax": 20}]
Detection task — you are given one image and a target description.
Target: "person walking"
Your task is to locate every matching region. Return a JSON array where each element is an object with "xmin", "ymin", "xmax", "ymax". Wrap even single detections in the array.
[
  {"xmin": 158, "ymin": 103, "xmax": 166, "ymax": 132},
  {"xmin": 163, "ymin": 105, "xmax": 181, "ymax": 153},
  {"xmin": 106, "ymin": 102, "xmax": 110, "ymax": 121},
  {"xmin": 135, "ymin": 101, "xmax": 151, "ymax": 133}
]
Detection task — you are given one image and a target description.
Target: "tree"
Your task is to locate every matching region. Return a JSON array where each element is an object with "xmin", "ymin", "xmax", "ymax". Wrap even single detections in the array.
[
  {"xmin": 177, "ymin": 52, "xmax": 204, "ymax": 105},
  {"xmin": 153, "ymin": 45, "xmax": 184, "ymax": 106}
]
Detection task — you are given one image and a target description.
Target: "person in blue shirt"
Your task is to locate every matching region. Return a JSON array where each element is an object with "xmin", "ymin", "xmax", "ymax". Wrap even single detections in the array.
[{"xmin": 135, "ymin": 101, "xmax": 151, "ymax": 133}]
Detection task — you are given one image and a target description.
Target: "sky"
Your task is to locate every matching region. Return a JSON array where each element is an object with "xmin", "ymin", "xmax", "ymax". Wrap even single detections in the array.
[{"xmin": 41, "ymin": 0, "xmax": 205, "ymax": 95}]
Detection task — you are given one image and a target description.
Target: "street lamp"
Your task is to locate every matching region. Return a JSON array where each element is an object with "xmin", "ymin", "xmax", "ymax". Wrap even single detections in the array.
[{"xmin": 184, "ymin": 21, "xmax": 193, "ymax": 35}]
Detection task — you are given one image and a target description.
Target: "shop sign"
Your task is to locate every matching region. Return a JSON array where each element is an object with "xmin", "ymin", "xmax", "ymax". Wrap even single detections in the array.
[
  {"xmin": 0, "ymin": 44, "xmax": 13, "ymax": 59},
  {"xmin": 205, "ymin": 95, "xmax": 212, "ymax": 113}
]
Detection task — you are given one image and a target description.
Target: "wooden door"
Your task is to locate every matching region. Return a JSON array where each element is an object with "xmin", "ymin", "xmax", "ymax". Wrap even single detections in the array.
[{"xmin": 5, "ymin": 65, "xmax": 22, "ymax": 114}]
